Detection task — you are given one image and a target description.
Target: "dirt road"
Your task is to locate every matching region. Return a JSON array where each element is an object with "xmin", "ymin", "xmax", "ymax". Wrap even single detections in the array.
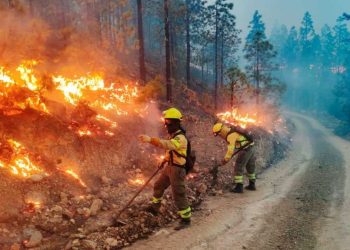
[{"xmin": 129, "ymin": 113, "xmax": 350, "ymax": 250}]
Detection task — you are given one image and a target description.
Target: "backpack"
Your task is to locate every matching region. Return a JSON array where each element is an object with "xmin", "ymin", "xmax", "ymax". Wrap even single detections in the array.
[
  {"xmin": 170, "ymin": 131, "xmax": 196, "ymax": 174},
  {"xmin": 226, "ymin": 125, "xmax": 257, "ymax": 142}
]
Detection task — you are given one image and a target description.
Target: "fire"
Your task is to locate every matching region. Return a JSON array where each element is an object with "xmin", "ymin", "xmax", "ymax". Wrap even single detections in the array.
[
  {"xmin": 104, "ymin": 131, "xmax": 115, "ymax": 136},
  {"xmin": 52, "ymin": 74, "xmax": 105, "ymax": 105},
  {"xmin": 77, "ymin": 129, "xmax": 93, "ymax": 137},
  {"xmin": 0, "ymin": 139, "xmax": 46, "ymax": 178},
  {"xmin": 217, "ymin": 108, "xmax": 258, "ymax": 128},
  {"xmin": 0, "ymin": 67, "xmax": 15, "ymax": 84},
  {"xmin": 16, "ymin": 61, "xmax": 39, "ymax": 91},
  {"xmin": 0, "ymin": 60, "xmax": 139, "ymax": 119},
  {"xmin": 0, "ymin": 61, "xmax": 49, "ymax": 114},
  {"xmin": 25, "ymin": 201, "xmax": 42, "ymax": 212},
  {"xmin": 65, "ymin": 169, "xmax": 87, "ymax": 187},
  {"xmin": 52, "ymin": 74, "xmax": 139, "ymax": 115},
  {"xmin": 128, "ymin": 177, "xmax": 145, "ymax": 186},
  {"xmin": 23, "ymin": 200, "xmax": 42, "ymax": 214},
  {"xmin": 96, "ymin": 114, "xmax": 118, "ymax": 128}
]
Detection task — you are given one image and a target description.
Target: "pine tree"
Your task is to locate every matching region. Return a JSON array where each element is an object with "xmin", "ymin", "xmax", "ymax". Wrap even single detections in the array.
[
  {"xmin": 320, "ymin": 25, "xmax": 335, "ymax": 67},
  {"xmin": 208, "ymin": 0, "xmax": 239, "ymax": 110},
  {"xmin": 137, "ymin": 0, "xmax": 146, "ymax": 84},
  {"xmin": 270, "ymin": 24, "xmax": 288, "ymax": 58},
  {"xmin": 184, "ymin": 0, "xmax": 206, "ymax": 87},
  {"xmin": 226, "ymin": 66, "xmax": 248, "ymax": 108},
  {"xmin": 299, "ymin": 12, "xmax": 316, "ymax": 62},
  {"xmin": 281, "ymin": 26, "xmax": 299, "ymax": 65},
  {"xmin": 244, "ymin": 11, "xmax": 277, "ymax": 105},
  {"xmin": 334, "ymin": 55, "xmax": 350, "ymax": 125},
  {"xmin": 333, "ymin": 17, "xmax": 350, "ymax": 69},
  {"xmin": 164, "ymin": 0, "xmax": 171, "ymax": 102}
]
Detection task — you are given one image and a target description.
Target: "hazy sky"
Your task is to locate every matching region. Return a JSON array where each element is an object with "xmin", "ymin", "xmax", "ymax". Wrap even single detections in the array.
[{"xmin": 221, "ymin": 0, "xmax": 350, "ymax": 37}]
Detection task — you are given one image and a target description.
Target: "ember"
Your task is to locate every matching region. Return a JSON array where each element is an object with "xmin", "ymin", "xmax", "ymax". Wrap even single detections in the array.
[
  {"xmin": 24, "ymin": 201, "xmax": 42, "ymax": 213},
  {"xmin": 128, "ymin": 177, "xmax": 146, "ymax": 186}
]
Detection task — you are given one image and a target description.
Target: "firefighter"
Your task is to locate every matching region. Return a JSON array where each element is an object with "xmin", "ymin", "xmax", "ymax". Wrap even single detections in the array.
[
  {"xmin": 213, "ymin": 122, "xmax": 256, "ymax": 193},
  {"xmin": 139, "ymin": 107, "xmax": 191, "ymax": 230}
]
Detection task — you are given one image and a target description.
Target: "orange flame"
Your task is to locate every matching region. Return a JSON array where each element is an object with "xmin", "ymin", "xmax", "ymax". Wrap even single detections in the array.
[
  {"xmin": 0, "ymin": 61, "xmax": 139, "ymax": 119},
  {"xmin": 128, "ymin": 177, "xmax": 145, "ymax": 186},
  {"xmin": 217, "ymin": 108, "xmax": 258, "ymax": 129},
  {"xmin": 96, "ymin": 114, "xmax": 118, "ymax": 128},
  {"xmin": 0, "ymin": 61, "xmax": 49, "ymax": 114},
  {"xmin": 52, "ymin": 74, "xmax": 139, "ymax": 115},
  {"xmin": 65, "ymin": 169, "xmax": 87, "ymax": 187},
  {"xmin": 16, "ymin": 61, "xmax": 39, "ymax": 91},
  {"xmin": 0, "ymin": 139, "xmax": 46, "ymax": 178},
  {"xmin": 77, "ymin": 129, "xmax": 93, "ymax": 137}
]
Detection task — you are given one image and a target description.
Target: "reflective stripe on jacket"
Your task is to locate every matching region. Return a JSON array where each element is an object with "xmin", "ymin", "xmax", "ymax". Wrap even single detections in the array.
[{"xmin": 158, "ymin": 131, "xmax": 188, "ymax": 166}]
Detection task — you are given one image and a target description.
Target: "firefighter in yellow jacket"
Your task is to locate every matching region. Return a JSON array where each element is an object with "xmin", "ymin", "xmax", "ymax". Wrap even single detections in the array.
[
  {"xmin": 139, "ymin": 108, "xmax": 191, "ymax": 230},
  {"xmin": 213, "ymin": 122, "xmax": 256, "ymax": 193}
]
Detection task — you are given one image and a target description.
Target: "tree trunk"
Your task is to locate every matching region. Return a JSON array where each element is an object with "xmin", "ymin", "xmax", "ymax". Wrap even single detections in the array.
[
  {"xmin": 231, "ymin": 81, "xmax": 235, "ymax": 109},
  {"xmin": 256, "ymin": 47, "xmax": 260, "ymax": 106},
  {"xmin": 220, "ymin": 30, "xmax": 224, "ymax": 87},
  {"xmin": 28, "ymin": 0, "xmax": 34, "ymax": 15},
  {"xmin": 170, "ymin": 21, "xmax": 176, "ymax": 77},
  {"xmin": 137, "ymin": 0, "xmax": 146, "ymax": 84},
  {"xmin": 8, "ymin": 0, "xmax": 13, "ymax": 8},
  {"xmin": 201, "ymin": 60, "xmax": 204, "ymax": 83},
  {"xmin": 164, "ymin": 0, "xmax": 172, "ymax": 102},
  {"xmin": 214, "ymin": 4, "xmax": 218, "ymax": 110},
  {"xmin": 185, "ymin": 0, "xmax": 191, "ymax": 87}
]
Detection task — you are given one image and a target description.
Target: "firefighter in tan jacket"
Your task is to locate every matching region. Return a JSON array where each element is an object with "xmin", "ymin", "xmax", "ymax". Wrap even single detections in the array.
[
  {"xmin": 139, "ymin": 108, "xmax": 191, "ymax": 230},
  {"xmin": 213, "ymin": 122, "xmax": 256, "ymax": 193}
]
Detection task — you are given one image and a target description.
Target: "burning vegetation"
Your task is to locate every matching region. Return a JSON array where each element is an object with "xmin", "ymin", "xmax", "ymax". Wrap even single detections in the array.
[
  {"xmin": 0, "ymin": 2, "xmax": 294, "ymax": 250},
  {"xmin": 217, "ymin": 108, "xmax": 259, "ymax": 129},
  {"xmin": 0, "ymin": 139, "xmax": 46, "ymax": 178}
]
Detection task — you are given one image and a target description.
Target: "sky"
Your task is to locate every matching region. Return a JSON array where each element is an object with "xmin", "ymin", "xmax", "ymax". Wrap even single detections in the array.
[{"xmin": 219, "ymin": 0, "xmax": 350, "ymax": 37}]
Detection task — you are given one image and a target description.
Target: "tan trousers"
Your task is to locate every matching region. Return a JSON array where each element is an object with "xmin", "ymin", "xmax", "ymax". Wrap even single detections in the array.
[
  {"xmin": 153, "ymin": 164, "xmax": 189, "ymax": 210},
  {"xmin": 234, "ymin": 146, "xmax": 256, "ymax": 183}
]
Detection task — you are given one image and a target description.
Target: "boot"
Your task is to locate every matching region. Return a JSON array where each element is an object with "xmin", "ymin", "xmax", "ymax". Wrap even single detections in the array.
[
  {"xmin": 245, "ymin": 180, "xmax": 256, "ymax": 191},
  {"xmin": 145, "ymin": 203, "xmax": 161, "ymax": 216},
  {"xmin": 174, "ymin": 218, "xmax": 191, "ymax": 230},
  {"xmin": 231, "ymin": 183, "xmax": 243, "ymax": 193}
]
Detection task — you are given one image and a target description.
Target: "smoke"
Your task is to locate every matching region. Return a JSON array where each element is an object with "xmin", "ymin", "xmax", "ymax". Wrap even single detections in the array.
[
  {"xmin": 0, "ymin": 8, "xmax": 125, "ymax": 80},
  {"xmin": 140, "ymin": 101, "xmax": 163, "ymax": 137}
]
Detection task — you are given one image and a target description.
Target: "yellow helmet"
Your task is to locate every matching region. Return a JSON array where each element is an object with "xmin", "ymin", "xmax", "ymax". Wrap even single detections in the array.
[
  {"xmin": 213, "ymin": 123, "xmax": 223, "ymax": 134},
  {"xmin": 163, "ymin": 107, "xmax": 183, "ymax": 120}
]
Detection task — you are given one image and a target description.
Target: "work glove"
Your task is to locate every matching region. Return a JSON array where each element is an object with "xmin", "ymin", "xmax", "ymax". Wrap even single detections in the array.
[{"xmin": 139, "ymin": 135, "xmax": 151, "ymax": 143}]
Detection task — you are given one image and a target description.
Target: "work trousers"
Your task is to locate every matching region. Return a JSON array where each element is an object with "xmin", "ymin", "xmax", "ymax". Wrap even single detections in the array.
[
  {"xmin": 153, "ymin": 164, "xmax": 189, "ymax": 210},
  {"xmin": 234, "ymin": 146, "xmax": 256, "ymax": 183}
]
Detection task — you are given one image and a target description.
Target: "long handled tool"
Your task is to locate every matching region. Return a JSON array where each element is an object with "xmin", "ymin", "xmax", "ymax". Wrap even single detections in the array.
[
  {"xmin": 210, "ymin": 142, "xmax": 254, "ymax": 187},
  {"xmin": 114, "ymin": 160, "xmax": 167, "ymax": 225}
]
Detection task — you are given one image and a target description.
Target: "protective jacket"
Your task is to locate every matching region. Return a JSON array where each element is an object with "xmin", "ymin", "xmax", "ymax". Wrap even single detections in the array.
[
  {"xmin": 150, "ymin": 130, "xmax": 188, "ymax": 166},
  {"xmin": 218, "ymin": 125, "xmax": 252, "ymax": 162}
]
